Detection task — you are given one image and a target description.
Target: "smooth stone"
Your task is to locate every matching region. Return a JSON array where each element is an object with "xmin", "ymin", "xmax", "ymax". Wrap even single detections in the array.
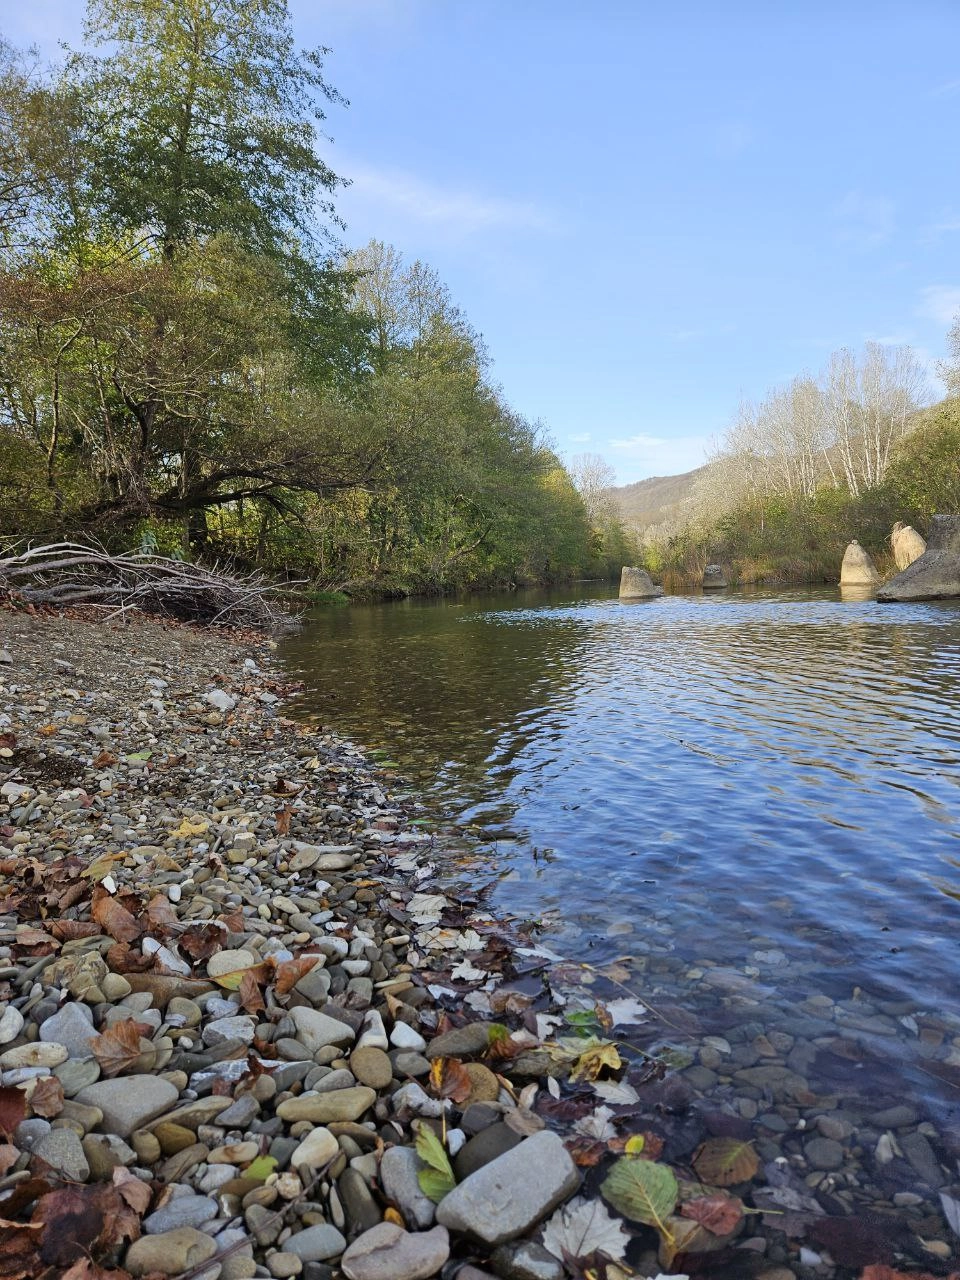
[
  {"xmin": 350, "ymin": 1047, "xmax": 393, "ymax": 1089},
  {"xmin": 204, "ymin": 1015, "xmax": 256, "ymax": 1046},
  {"xmin": 289, "ymin": 1006, "xmax": 356, "ymax": 1053},
  {"xmin": 126, "ymin": 1227, "xmax": 218, "ymax": 1277},
  {"xmin": 340, "ymin": 1166, "xmax": 381, "ymax": 1233},
  {"xmin": 39, "ymin": 1002, "xmax": 97, "ymax": 1058},
  {"xmin": 268, "ymin": 1253, "xmax": 303, "ymax": 1278},
  {"xmin": 35, "ymin": 1127, "xmax": 90, "ymax": 1181},
  {"xmin": 804, "ymin": 1138, "xmax": 844, "ymax": 1170},
  {"xmin": 207, "ymin": 950, "xmax": 257, "ymax": 978},
  {"xmin": 143, "ymin": 1194, "xmax": 219, "ymax": 1234},
  {"xmin": 380, "ymin": 1145, "xmax": 436, "ymax": 1229},
  {"xmin": 341, "ymin": 1223, "xmax": 450, "ymax": 1280},
  {"xmin": 276, "ymin": 1087, "xmax": 376, "ymax": 1125},
  {"xmin": 491, "ymin": 1241, "xmax": 565, "ymax": 1280},
  {"xmin": 54, "ymin": 1058, "xmax": 101, "ymax": 1096},
  {"xmin": 0, "ymin": 1042, "xmax": 68, "ymax": 1069},
  {"xmin": 291, "ymin": 1126, "xmax": 339, "ymax": 1169},
  {"xmin": 75, "ymin": 1076, "xmax": 179, "ymax": 1138},
  {"xmin": 899, "ymin": 1130, "xmax": 945, "ymax": 1187},
  {"xmin": 425, "ymin": 1024, "xmax": 490, "ymax": 1060},
  {"xmin": 454, "ymin": 1123, "xmax": 523, "ymax": 1181},
  {"xmin": 284, "ymin": 1224, "xmax": 348, "ymax": 1262},
  {"xmin": 390, "ymin": 1023, "xmax": 427, "ymax": 1053},
  {"xmin": 0, "ymin": 1006, "xmax": 25, "ymax": 1044},
  {"xmin": 436, "ymin": 1131, "xmax": 580, "ymax": 1246},
  {"xmin": 217, "ymin": 1094, "xmax": 260, "ymax": 1127}
]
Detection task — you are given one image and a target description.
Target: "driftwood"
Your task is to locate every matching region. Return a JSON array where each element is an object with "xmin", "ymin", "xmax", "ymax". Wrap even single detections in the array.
[{"xmin": 0, "ymin": 542, "xmax": 298, "ymax": 632}]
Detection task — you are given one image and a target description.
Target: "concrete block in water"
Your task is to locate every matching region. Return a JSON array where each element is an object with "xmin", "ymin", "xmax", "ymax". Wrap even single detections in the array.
[
  {"xmin": 839, "ymin": 540, "xmax": 880, "ymax": 588},
  {"xmin": 879, "ymin": 514, "xmax": 960, "ymax": 601}
]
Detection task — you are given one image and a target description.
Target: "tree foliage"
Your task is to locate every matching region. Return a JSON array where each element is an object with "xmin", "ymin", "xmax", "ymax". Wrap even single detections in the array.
[{"xmin": 0, "ymin": 2, "xmax": 601, "ymax": 593}]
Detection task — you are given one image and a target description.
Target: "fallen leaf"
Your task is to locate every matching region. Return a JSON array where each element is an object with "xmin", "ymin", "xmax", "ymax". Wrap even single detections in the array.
[
  {"xmin": 275, "ymin": 804, "xmax": 293, "ymax": 836},
  {"xmin": 112, "ymin": 1166, "xmax": 151, "ymax": 1215},
  {"xmin": 173, "ymin": 817, "xmax": 207, "ymax": 838},
  {"xmin": 429, "ymin": 1057, "xmax": 472, "ymax": 1104},
  {"xmin": 0, "ymin": 1085, "xmax": 27, "ymax": 1136},
  {"xmin": 570, "ymin": 1039, "xmax": 622, "ymax": 1083},
  {"xmin": 542, "ymin": 1196, "xmax": 629, "ymax": 1263},
  {"xmin": 273, "ymin": 955, "xmax": 319, "ymax": 996},
  {"xmin": 604, "ymin": 997, "xmax": 649, "ymax": 1027},
  {"xmin": 146, "ymin": 895, "xmax": 178, "ymax": 931},
  {"xmin": 48, "ymin": 921, "xmax": 100, "ymax": 943},
  {"xmin": 414, "ymin": 1121, "xmax": 456, "ymax": 1203},
  {"xmin": 680, "ymin": 1192, "xmax": 744, "ymax": 1236},
  {"xmin": 28, "ymin": 1077, "xmax": 64, "ymax": 1119},
  {"xmin": 178, "ymin": 923, "xmax": 225, "ymax": 962},
  {"xmin": 238, "ymin": 969, "xmax": 266, "ymax": 1014},
  {"xmin": 61, "ymin": 1260, "xmax": 132, "ymax": 1280},
  {"xmin": 691, "ymin": 1137, "xmax": 760, "ymax": 1186},
  {"xmin": 573, "ymin": 1105, "xmax": 617, "ymax": 1142},
  {"xmin": 0, "ymin": 1143, "xmax": 19, "ymax": 1175},
  {"xmin": 90, "ymin": 1021, "xmax": 147, "ymax": 1077},
  {"xmin": 600, "ymin": 1157, "xmax": 678, "ymax": 1235},
  {"xmin": 90, "ymin": 888, "xmax": 141, "ymax": 944}
]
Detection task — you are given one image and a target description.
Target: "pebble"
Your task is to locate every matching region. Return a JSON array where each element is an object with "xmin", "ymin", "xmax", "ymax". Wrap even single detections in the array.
[
  {"xmin": 349, "ymin": 1046, "xmax": 393, "ymax": 1089},
  {"xmin": 284, "ymin": 1224, "xmax": 348, "ymax": 1262},
  {"xmin": 74, "ymin": 1077, "xmax": 180, "ymax": 1137},
  {"xmin": 143, "ymin": 1194, "xmax": 219, "ymax": 1234},
  {"xmin": 125, "ymin": 1227, "xmax": 218, "ymax": 1277},
  {"xmin": 436, "ymin": 1131, "xmax": 580, "ymax": 1246},
  {"xmin": 340, "ymin": 1223, "xmax": 450, "ymax": 1280},
  {"xmin": 804, "ymin": 1137, "xmax": 844, "ymax": 1171},
  {"xmin": 290, "ymin": 1126, "xmax": 339, "ymax": 1169},
  {"xmin": 35, "ymin": 1127, "xmax": 90, "ymax": 1181},
  {"xmin": 379, "ymin": 1145, "xmax": 436, "ymax": 1229},
  {"xmin": 276, "ymin": 1087, "xmax": 375, "ymax": 1124},
  {"xmin": 389, "ymin": 1022, "xmax": 427, "ymax": 1052}
]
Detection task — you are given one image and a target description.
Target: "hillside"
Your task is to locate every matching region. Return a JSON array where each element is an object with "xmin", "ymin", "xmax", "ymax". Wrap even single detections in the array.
[{"xmin": 609, "ymin": 467, "xmax": 703, "ymax": 530}]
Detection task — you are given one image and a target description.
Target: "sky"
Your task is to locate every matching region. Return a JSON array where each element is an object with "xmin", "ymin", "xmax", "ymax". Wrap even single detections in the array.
[{"xmin": 7, "ymin": 0, "xmax": 960, "ymax": 484}]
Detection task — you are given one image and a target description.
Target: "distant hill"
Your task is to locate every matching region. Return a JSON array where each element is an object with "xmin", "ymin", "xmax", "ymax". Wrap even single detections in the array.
[{"xmin": 609, "ymin": 467, "xmax": 703, "ymax": 530}]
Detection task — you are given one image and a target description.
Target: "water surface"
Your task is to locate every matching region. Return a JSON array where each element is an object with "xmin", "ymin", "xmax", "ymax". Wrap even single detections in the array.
[{"xmin": 281, "ymin": 584, "xmax": 960, "ymax": 1130}]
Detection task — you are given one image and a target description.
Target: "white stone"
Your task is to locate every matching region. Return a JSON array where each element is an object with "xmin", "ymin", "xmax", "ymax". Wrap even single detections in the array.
[
  {"xmin": 204, "ymin": 689, "xmax": 237, "ymax": 713},
  {"xmin": 291, "ymin": 1126, "xmax": 339, "ymax": 1170},
  {"xmin": 389, "ymin": 1022, "xmax": 426, "ymax": 1053},
  {"xmin": 0, "ymin": 1006, "xmax": 24, "ymax": 1045}
]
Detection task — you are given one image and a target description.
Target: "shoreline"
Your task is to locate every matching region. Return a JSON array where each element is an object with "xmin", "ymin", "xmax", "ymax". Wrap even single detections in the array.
[{"xmin": 0, "ymin": 606, "xmax": 956, "ymax": 1280}]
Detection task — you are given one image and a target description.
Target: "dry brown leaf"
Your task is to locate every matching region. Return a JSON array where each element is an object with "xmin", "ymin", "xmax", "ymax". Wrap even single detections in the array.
[
  {"xmin": 49, "ymin": 921, "xmax": 101, "ymax": 943},
  {"xmin": 90, "ymin": 1020, "xmax": 148, "ymax": 1077},
  {"xmin": 61, "ymin": 1260, "xmax": 132, "ymax": 1280},
  {"xmin": 0, "ymin": 1086, "xmax": 27, "ymax": 1137},
  {"xmin": 178, "ymin": 922, "xmax": 224, "ymax": 962},
  {"xmin": 680, "ymin": 1192, "xmax": 744, "ymax": 1236},
  {"xmin": 273, "ymin": 955, "xmax": 319, "ymax": 996},
  {"xmin": 275, "ymin": 804, "xmax": 293, "ymax": 836},
  {"xmin": 90, "ymin": 888, "xmax": 141, "ymax": 944},
  {"xmin": 0, "ymin": 1224, "xmax": 43, "ymax": 1280},
  {"xmin": 104, "ymin": 942, "xmax": 153, "ymax": 974},
  {"xmin": 0, "ymin": 1143, "xmax": 19, "ymax": 1175},
  {"xmin": 428, "ymin": 1056, "xmax": 472, "ymax": 1104},
  {"xmin": 238, "ymin": 969, "xmax": 266, "ymax": 1014},
  {"xmin": 111, "ymin": 1167, "xmax": 151, "ymax": 1215},
  {"xmin": 145, "ymin": 894, "xmax": 178, "ymax": 931},
  {"xmin": 691, "ymin": 1137, "xmax": 759, "ymax": 1186},
  {"xmin": 29, "ymin": 1077, "xmax": 64, "ymax": 1119}
]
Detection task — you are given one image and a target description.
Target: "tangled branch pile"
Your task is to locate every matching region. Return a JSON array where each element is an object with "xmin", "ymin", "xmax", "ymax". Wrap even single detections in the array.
[{"xmin": 0, "ymin": 543, "xmax": 297, "ymax": 631}]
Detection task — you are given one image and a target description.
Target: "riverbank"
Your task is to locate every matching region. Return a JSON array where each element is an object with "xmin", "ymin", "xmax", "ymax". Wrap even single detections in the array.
[{"xmin": 0, "ymin": 607, "xmax": 957, "ymax": 1280}]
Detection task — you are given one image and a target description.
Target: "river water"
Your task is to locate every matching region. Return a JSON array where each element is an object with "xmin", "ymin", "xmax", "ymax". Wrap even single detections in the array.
[{"xmin": 281, "ymin": 584, "xmax": 960, "ymax": 1156}]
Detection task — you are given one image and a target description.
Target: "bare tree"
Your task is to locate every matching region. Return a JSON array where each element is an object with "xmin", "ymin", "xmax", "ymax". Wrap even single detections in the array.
[{"xmin": 569, "ymin": 452, "xmax": 617, "ymax": 523}]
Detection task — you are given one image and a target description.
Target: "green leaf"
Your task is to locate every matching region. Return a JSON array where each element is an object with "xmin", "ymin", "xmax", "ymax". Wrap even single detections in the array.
[
  {"xmin": 414, "ymin": 1122, "xmax": 455, "ymax": 1203},
  {"xmin": 246, "ymin": 1155, "xmax": 277, "ymax": 1182},
  {"xmin": 126, "ymin": 750, "xmax": 152, "ymax": 762},
  {"xmin": 601, "ymin": 1157, "xmax": 678, "ymax": 1237}
]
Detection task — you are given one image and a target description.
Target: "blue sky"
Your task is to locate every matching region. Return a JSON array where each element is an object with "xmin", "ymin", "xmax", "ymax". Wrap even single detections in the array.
[{"xmin": 7, "ymin": 1, "xmax": 960, "ymax": 483}]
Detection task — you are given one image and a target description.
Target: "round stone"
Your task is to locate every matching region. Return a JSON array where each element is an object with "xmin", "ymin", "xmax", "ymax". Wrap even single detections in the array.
[{"xmin": 350, "ymin": 1046, "xmax": 393, "ymax": 1089}]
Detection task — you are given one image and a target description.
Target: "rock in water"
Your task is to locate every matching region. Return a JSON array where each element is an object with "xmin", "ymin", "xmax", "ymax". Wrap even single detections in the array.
[
  {"xmin": 839, "ymin": 539, "xmax": 881, "ymax": 587},
  {"xmin": 891, "ymin": 520, "xmax": 926, "ymax": 570},
  {"xmin": 435, "ymin": 1130, "xmax": 580, "ymax": 1246},
  {"xmin": 618, "ymin": 566, "xmax": 663, "ymax": 600},
  {"xmin": 879, "ymin": 514, "xmax": 960, "ymax": 601},
  {"xmin": 702, "ymin": 564, "xmax": 728, "ymax": 590}
]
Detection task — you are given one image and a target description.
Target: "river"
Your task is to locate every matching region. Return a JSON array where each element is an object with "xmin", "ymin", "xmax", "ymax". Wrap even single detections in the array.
[{"xmin": 280, "ymin": 583, "xmax": 960, "ymax": 1163}]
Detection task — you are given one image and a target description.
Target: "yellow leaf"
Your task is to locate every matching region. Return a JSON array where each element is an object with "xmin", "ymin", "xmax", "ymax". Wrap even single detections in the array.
[
  {"xmin": 81, "ymin": 851, "xmax": 127, "ymax": 881},
  {"xmin": 624, "ymin": 1135, "xmax": 646, "ymax": 1156},
  {"xmin": 174, "ymin": 818, "xmax": 209, "ymax": 839},
  {"xmin": 383, "ymin": 1207, "xmax": 404, "ymax": 1227},
  {"xmin": 570, "ymin": 1040, "xmax": 622, "ymax": 1083}
]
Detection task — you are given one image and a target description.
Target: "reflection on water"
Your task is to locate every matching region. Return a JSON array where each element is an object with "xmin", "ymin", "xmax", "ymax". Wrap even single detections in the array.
[{"xmin": 281, "ymin": 585, "xmax": 960, "ymax": 1125}]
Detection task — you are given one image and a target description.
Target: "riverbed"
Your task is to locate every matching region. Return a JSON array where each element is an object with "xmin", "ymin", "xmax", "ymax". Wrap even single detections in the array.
[{"xmin": 281, "ymin": 585, "xmax": 960, "ymax": 1214}]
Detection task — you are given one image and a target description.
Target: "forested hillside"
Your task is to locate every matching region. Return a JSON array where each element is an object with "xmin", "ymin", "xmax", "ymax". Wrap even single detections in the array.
[{"xmin": 0, "ymin": 2, "xmax": 632, "ymax": 596}]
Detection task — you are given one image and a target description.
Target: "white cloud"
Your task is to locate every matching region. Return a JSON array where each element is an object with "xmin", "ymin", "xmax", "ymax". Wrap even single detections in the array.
[
  {"xmin": 833, "ymin": 190, "xmax": 895, "ymax": 248},
  {"xmin": 607, "ymin": 432, "xmax": 711, "ymax": 481},
  {"xmin": 916, "ymin": 285, "xmax": 960, "ymax": 327},
  {"xmin": 930, "ymin": 78, "xmax": 960, "ymax": 99},
  {"xmin": 342, "ymin": 162, "xmax": 556, "ymax": 236}
]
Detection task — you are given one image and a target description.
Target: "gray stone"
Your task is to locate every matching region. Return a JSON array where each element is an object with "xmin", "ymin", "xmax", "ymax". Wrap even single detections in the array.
[
  {"xmin": 39, "ymin": 1002, "xmax": 96, "ymax": 1058},
  {"xmin": 380, "ymin": 1145, "xmax": 436, "ymax": 1229},
  {"xmin": 702, "ymin": 564, "xmax": 728, "ymax": 590},
  {"xmin": 289, "ymin": 1006, "xmax": 356, "ymax": 1053},
  {"xmin": 899, "ymin": 1130, "xmax": 945, "ymax": 1187},
  {"xmin": 804, "ymin": 1137, "xmax": 844, "ymax": 1171},
  {"xmin": 341, "ymin": 1222, "xmax": 449, "ymax": 1280},
  {"xmin": 491, "ymin": 1241, "xmax": 565, "ymax": 1280},
  {"xmin": 75, "ymin": 1076, "xmax": 179, "ymax": 1137},
  {"xmin": 143, "ymin": 1193, "xmax": 218, "ymax": 1233},
  {"xmin": 35, "ymin": 1127, "xmax": 90, "ymax": 1181},
  {"xmin": 425, "ymin": 1023, "xmax": 491, "ymax": 1060},
  {"xmin": 436, "ymin": 1131, "xmax": 580, "ymax": 1246},
  {"xmin": 454, "ymin": 1122, "xmax": 523, "ymax": 1181},
  {"xmin": 340, "ymin": 1166, "xmax": 381, "ymax": 1234},
  {"xmin": 390, "ymin": 1022, "xmax": 427, "ymax": 1053},
  {"xmin": 284, "ymin": 1224, "xmax": 348, "ymax": 1262},
  {"xmin": 203, "ymin": 1014, "xmax": 256, "ymax": 1046},
  {"xmin": 55, "ymin": 1057, "xmax": 101, "ymax": 1096},
  {"xmin": 869, "ymin": 1104, "xmax": 918, "ymax": 1128}
]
